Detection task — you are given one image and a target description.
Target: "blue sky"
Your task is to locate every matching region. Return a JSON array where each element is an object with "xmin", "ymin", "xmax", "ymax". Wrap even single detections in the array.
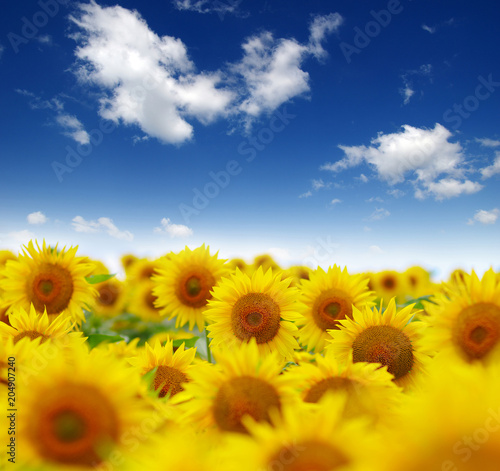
[{"xmin": 1, "ymin": 0, "xmax": 499, "ymax": 278}]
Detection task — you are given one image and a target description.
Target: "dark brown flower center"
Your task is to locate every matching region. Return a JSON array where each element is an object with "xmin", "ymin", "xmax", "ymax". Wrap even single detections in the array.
[
  {"xmin": 30, "ymin": 263, "xmax": 74, "ymax": 314},
  {"xmin": 312, "ymin": 289, "xmax": 353, "ymax": 331},
  {"xmin": 176, "ymin": 267, "xmax": 216, "ymax": 308}
]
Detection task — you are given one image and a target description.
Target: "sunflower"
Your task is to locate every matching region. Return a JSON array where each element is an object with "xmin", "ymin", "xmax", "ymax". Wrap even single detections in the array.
[
  {"xmin": 17, "ymin": 343, "xmax": 148, "ymax": 470},
  {"xmin": 403, "ymin": 265, "xmax": 434, "ymax": 298},
  {"xmin": 93, "ymin": 278, "xmax": 127, "ymax": 318},
  {"xmin": 0, "ymin": 304, "xmax": 84, "ymax": 346},
  {"xmin": 99, "ymin": 337, "xmax": 141, "ymax": 361},
  {"xmin": 0, "ymin": 240, "xmax": 96, "ymax": 324},
  {"xmin": 172, "ymin": 339, "xmax": 299, "ymax": 434},
  {"xmin": 153, "ymin": 245, "xmax": 228, "ymax": 332},
  {"xmin": 253, "ymin": 253, "xmax": 280, "ymax": 272},
  {"xmin": 225, "ymin": 393, "xmax": 375, "ymax": 471},
  {"xmin": 327, "ymin": 298, "xmax": 430, "ymax": 390},
  {"xmin": 0, "ymin": 249, "xmax": 16, "ymax": 267},
  {"xmin": 297, "ymin": 265, "xmax": 375, "ymax": 353},
  {"xmin": 205, "ymin": 267, "xmax": 303, "ymax": 360},
  {"xmin": 227, "ymin": 257, "xmax": 248, "ymax": 273},
  {"xmin": 369, "ymin": 270, "xmax": 408, "ymax": 305},
  {"xmin": 423, "ymin": 268, "xmax": 500, "ymax": 364},
  {"xmin": 377, "ymin": 358, "xmax": 500, "ymax": 471},
  {"xmin": 129, "ymin": 339, "xmax": 197, "ymax": 399},
  {"xmin": 282, "ymin": 265, "xmax": 312, "ymax": 287},
  {"xmin": 127, "ymin": 280, "xmax": 164, "ymax": 322},
  {"xmin": 127, "ymin": 258, "xmax": 161, "ymax": 284},
  {"xmin": 287, "ymin": 351, "xmax": 402, "ymax": 426}
]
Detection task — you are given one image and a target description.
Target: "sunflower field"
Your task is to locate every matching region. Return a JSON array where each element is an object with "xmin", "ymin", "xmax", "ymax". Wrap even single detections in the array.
[{"xmin": 1, "ymin": 240, "xmax": 500, "ymax": 470}]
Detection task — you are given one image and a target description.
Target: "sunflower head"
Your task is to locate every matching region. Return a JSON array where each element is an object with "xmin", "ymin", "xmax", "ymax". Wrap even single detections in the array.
[
  {"xmin": 327, "ymin": 298, "xmax": 430, "ymax": 390},
  {"xmin": 297, "ymin": 265, "xmax": 375, "ymax": 353},
  {"xmin": 152, "ymin": 245, "xmax": 228, "ymax": 332},
  {"xmin": 206, "ymin": 267, "xmax": 303, "ymax": 360},
  {"xmin": 0, "ymin": 240, "xmax": 97, "ymax": 324}
]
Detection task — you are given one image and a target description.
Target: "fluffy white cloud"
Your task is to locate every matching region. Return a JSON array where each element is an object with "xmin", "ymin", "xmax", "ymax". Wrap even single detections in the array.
[
  {"xmin": 421, "ymin": 24, "xmax": 436, "ymax": 34},
  {"xmin": 480, "ymin": 152, "xmax": 500, "ymax": 179},
  {"xmin": 399, "ymin": 64, "xmax": 432, "ymax": 105},
  {"xmin": 467, "ymin": 209, "xmax": 499, "ymax": 225},
  {"xmin": 56, "ymin": 114, "xmax": 90, "ymax": 145},
  {"xmin": 476, "ymin": 138, "xmax": 500, "ymax": 147},
  {"xmin": 70, "ymin": 2, "xmax": 234, "ymax": 144},
  {"xmin": 369, "ymin": 245, "xmax": 384, "ymax": 254},
  {"xmin": 308, "ymin": 13, "xmax": 343, "ymax": 59},
  {"xmin": 154, "ymin": 218, "xmax": 193, "ymax": 238},
  {"xmin": 312, "ymin": 179, "xmax": 327, "ymax": 190},
  {"xmin": 330, "ymin": 198, "xmax": 342, "ymax": 205},
  {"xmin": 321, "ymin": 123, "xmax": 482, "ymax": 200},
  {"xmin": 172, "ymin": 0, "xmax": 243, "ymax": 16},
  {"xmin": 27, "ymin": 211, "xmax": 48, "ymax": 225},
  {"xmin": 299, "ymin": 191, "xmax": 312, "ymax": 198},
  {"xmin": 369, "ymin": 208, "xmax": 390, "ymax": 221},
  {"xmin": 72, "ymin": 216, "xmax": 134, "ymax": 241},
  {"xmin": 400, "ymin": 85, "xmax": 414, "ymax": 105}
]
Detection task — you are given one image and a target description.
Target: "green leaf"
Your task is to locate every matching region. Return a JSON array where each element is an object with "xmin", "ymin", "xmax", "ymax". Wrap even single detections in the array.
[
  {"xmin": 85, "ymin": 274, "xmax": 116, "ymax": 284},
  {"xmin": 87, "ymin": 333, "xmax": 124, "ymax": 349},
  {"xmin": 172, "ymin": 337, "xmax": 199, "ymax": 349}
]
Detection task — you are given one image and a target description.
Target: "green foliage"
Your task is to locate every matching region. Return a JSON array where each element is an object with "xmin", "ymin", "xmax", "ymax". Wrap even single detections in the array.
[{"xmin": 85, "ymin": 274, "xmax": 116, "ymax": 284}]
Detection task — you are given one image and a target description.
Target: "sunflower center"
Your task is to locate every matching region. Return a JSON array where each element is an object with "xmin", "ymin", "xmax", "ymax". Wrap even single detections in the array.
[
  {"xmin": 381, "ymin": 276, "xmax": 396, "ymax": 290},
  {"xmin": 97, "ymin": 284, "xmax": 119, "ymax": 307},
  {"xmin": 176, "ymin": 267, "xmax": 216, "ymax": 308},
  {"xmin": 213, "ymin": 376, "xmax": 281, "ymax": 434},
  {"xmin": 312, "ymin": 289, "xmax": 353, "ymax": 331},
  {"xmin": 268, "ymin": 440, "xmax": 349, "ymax": 471},
  {"xmin": 30, "ymin": 263, "xmax": 74, "ymax": 314},
  {"xmin": 453, "ymin": 303, "xmax": 500, "ymax": 361},
  {"xmin": 152, "ymin": 366, "xmax": 188, "ymax": 398},
  {"xmin": 352, "ymin": 325, "xmax": 413, "ymax": 380},
  {"xmin": 145, "ymin": 290, "xmax": 160, "ymax": 311},
  {"xmin": 304, "ymin": 377, "xmax": 356, "ymax": 403},
  {"xmin": 231, "ymin": 293, "xmax": 281, "ymax": 344},
  {"xmin": 53, "ymin": 411, "xmax": 87, "ymax": 443},
  {"xmin": 13, "ymin": 330, "xmax": 49, "ymax": 344},
  {"xmin": 32, "ymin": 384, "xmax": 119, "ymax": 466}
]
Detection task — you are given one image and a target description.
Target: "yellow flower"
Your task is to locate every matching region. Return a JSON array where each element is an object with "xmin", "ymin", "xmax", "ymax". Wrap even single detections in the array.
[
  {"xmin": 172, "ymin": 339, "xmax": 299, "ymax": 433},
  {"xmin": 127, "ymin": 280, "xmax": 164, "ymax": 322},
  {"xmin": 0, "ymin": 304, "xmax": 84, "ymax": 346},
  {"xmin": 327, "ymin": 299, "xmax": 430, "ymax": 390},
  {"xmin": 297, "ymin": 265, "xmax": 375, "ymax": 353},
  {"xmin": 369, "ymin": 270, "xmax": 408, "ymax": 305},
  {"xmin": 206, "ymin": 267, "xmax": 303, "ymax": 360},
  {"xmin": 404, "ymin": 265, "xmax": 434, "ymax": 298},
  {"xmin": 225, "ymin": 394, "xmax": 375, "ymax": 471},
  {"xmin": 287, "ymin": 351, "xmax": 402, "ymax": 426},
  {"xmin": 129, "ymin": 339, "xmax": 197, "ymax": 398},
  {"xmin": 93, "ymin": 278, "xmax": 128, "ymax": 318},
  {"xmin": 17, "ymin": 344, "xmax": 148, "ymax": 469},
  {"xmin": 423, "ymin": 268, "xmax": 500, "ymax": 364},
  {"xmin": 0, "ymin": 240, "xmax": 96, "ymax": 324},
  {"xmin": 153, "ymin": 245, "xmax": 228, "ymax": 332}
]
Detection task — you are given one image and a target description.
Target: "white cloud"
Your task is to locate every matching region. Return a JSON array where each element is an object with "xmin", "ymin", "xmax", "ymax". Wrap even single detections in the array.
[
  {"xmin": 70, "ymin": 2, "xmax": 235, "ymax": 144},
  {"xmin": 308, "ymin": 13, "xmax": 343, "ymax": 60},
  {"xmin": 481, "ymin": 152, "xmax": 500, "ymax": 179},
  {"xmin": 154, "ymin": 218, "xmax": 193, "ymax": 238},
  {"xmin": 467, "ymin": 209, "xmax": 499, "ymax": 225},
  {"xmin": 233, "ymin": 14, "xmax": 342, "ymax": 124},
  {"xmin": 27, "ymin": 211, "xmax": 48, "ymax": 225},
  {"xmin": 369, "ymin": 245, "xmax": 384, "ymax": 254},
  {"xmin": 387, "ymin": 189, "xmax": 405, "ymax": 198},
  {"xmin": 312, "ymin": 178, "xmax": 326, "ymax": 190},
  {"xmin": 476, "ymin": 138, "xmax": 500, "ymax": 147},
  {"xmin": 299, "ymin": 191, "xmax": 312, "ymax": 198},
  {"xmin": 321, "ymin": 123, "xmax": 482, "ymax": 200},
  {"xmin": 400, "ymin": 85, "xmax": 414, "ymax": 105},
  {"xmin": 172, "ymin": 0, "xmax": 244, "ymax": 17},
  {"xmin": 366, "ymin": 196, "xmax": 384, "ymax": 203},
  {"xmin": 369, "ymin": 208, "xmax": 390, "ymax": 221},
  {"xmin": 330, "ymin": 198, "xmax": 342, "ymax": 205},
  {"xmin": 132, "ymin": 135, "xmax": 150, "ymax": 145},
  {"xmin": 56, "ymin": 113, "xmax": 90, "ymax": 145},
  {"xmin": 5, "ymin": 230, "xmax": 36, "ymax": 246},
  {"xmin": 421, "ymin": 24, "xmax": 436, "ymax": 34},
  {"xmin": 72, "ymin": 216, "xmax": 134, "ymax": 241},
  {"xmin": 358, "ymin": 173, "xmax": 368, "ymax": 183},
  {"xmin": 267, "ymin": 247, "xmax": 292, "ymax": 262},
  {"xmin": 37, "ymin": 35, "xmax": 53, "ymax": 45}
]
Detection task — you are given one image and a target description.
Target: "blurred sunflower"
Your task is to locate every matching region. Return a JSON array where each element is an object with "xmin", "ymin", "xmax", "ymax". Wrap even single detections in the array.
[
  {"xmin": 403, "ymin": 265, "xmax": 434, "ymax": 298},
  {"xmin": 369, "ymin": 270, "xmax": 408, "ymax": 305},
  {"xmin": 288, "ymin": 351, "xmax": 402, "ymax": 425},
  {"xmin": 423, "ymin": 268, "xmax": 500, "ymax": 364},
  {"xmin": 225, "ymin": 394, "xmax": 375, "ymax": 471},
  {"xmin": 120, "ymin": 253, "xmax": 139, "ymax": 274},
  {"xmin": 127, "ymin": 280, "xmax": 164, "ymax": 322},
  {"xmin": 153, "ymin": 245, "xmax": 228, "ymax": 332},
  {"xmin": 328, "ymin": 299, "xmax": 430, "ymax": 390},
  {"xmin": 18, "ymin": 344, "xmax": 148, "ymax": 469},
  {"xmin": 297, "ymin": 265, "xmax": 375, "ymax": 353},
  {"xmin": 378, "ymin": 359, "xmax": 500, "ymax": 471},
  {"xmin": 253, "ymin": 253, "xmax": 280, "ymax": 272},
  {"xmin": 172, "ymin": 339, "xmax": 298, "ymax": 434},
  {"xmin": 0, "ymin": 304, "xmax": 83, "ymax": 346},
  {"xmin": 93, "ymin": 278, "xmax": 127, "ymax": 318},
  {"xmin": 282, "ymin": 265, "xmax": 312, "ymax": 287},
  {"xmin": 129, "ymin": 339, "xmax": 197, "ymax": 398},
  {"xmin": 0, "ymin": 240, "xmax": 96, "ymax": 324},
  {"xmin": 127, "ymin": 258, "xmax": 161, "ymax": 284},
  {"xmin": 206, "ymin": 267, "xmax": 303, "ymax": 360}
]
